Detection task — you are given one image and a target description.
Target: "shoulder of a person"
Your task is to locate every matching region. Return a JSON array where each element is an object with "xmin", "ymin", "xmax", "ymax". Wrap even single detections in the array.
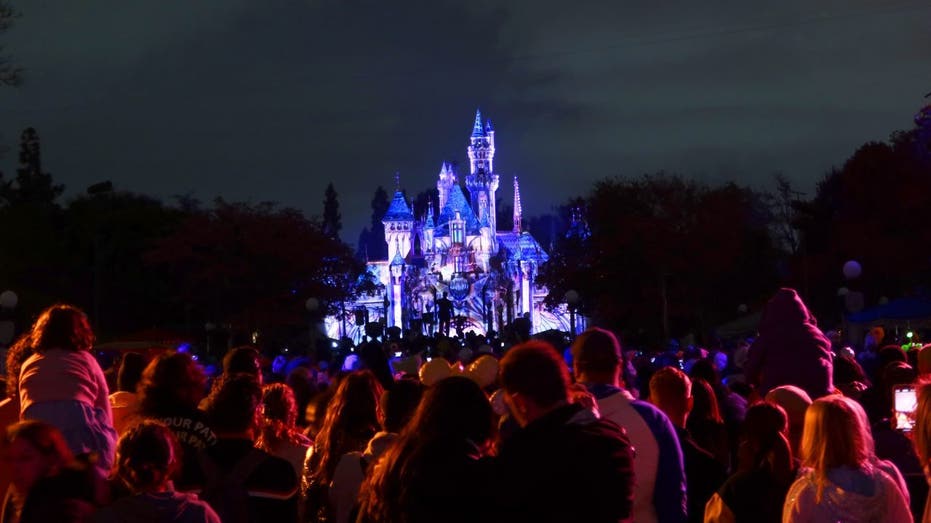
[{"xmin": 630, "ymin": 399, "xmax": 677, "ymax": 433}]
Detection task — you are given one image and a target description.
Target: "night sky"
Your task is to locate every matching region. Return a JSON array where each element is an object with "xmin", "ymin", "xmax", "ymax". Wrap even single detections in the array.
[{"xmin": 1, "ymin": 0, "xmax": 929, "ymax": 239}]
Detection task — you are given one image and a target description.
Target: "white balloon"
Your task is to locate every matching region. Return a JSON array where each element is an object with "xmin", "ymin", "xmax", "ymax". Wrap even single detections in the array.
[
  {"xmin": 878, "ymin": 296, "xmax": 889, "ymax": 305},
  {"xmin": 842, "ymin": 260, "xmax": 862, "ymax": 280},
  {"xmin": 305, "ymin": 297, "xmax": 320, "ymax": 312},
  {"xmin": 0, "ymin": 290, "xmax": 17, "ymax": 309},
  {"xmin": 737, "ymin": 304, "xmax": 748, "ymax": 314},
  {"xmin": 837, "ymin": 287, "xmax": 850, "ymax": 297}
]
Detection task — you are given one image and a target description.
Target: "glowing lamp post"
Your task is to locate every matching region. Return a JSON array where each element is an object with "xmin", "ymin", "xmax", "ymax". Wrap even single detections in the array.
[{"xmin": 565, "ymin": 289, "xmax": 580, "ymax": 338}]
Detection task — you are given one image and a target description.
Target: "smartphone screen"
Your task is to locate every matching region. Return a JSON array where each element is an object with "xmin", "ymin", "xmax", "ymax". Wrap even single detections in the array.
[{"xmin": 894, "ymin": 385, "xmax": 917, "ymax": 432}]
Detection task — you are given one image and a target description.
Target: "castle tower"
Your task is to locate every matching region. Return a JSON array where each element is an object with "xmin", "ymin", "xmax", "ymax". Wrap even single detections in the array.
[
  {"xmin": 465, "ymin": 109, "xmax": 500, "ymax": 233},
  {"xmin": 436, "ymin": 162, "xmax": 457, "ymax": 211},
  {"xmin": 383, "ymin": 173, "xmax": 415, "ymax": 262},
  {"xmin": 513, "ymin": 175, "xmax": 523, "ymax": 233}
]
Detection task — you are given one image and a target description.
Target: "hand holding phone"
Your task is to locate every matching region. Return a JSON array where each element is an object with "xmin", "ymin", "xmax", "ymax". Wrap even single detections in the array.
[{"xmin": 894, "ymin": 385, "xmax": 917, "ymax": 432}]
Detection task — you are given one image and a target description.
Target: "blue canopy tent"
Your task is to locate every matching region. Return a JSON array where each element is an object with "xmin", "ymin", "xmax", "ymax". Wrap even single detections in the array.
[{"xmin": 847, "ymin": 297, "xmax": 931, "ymax": 327}]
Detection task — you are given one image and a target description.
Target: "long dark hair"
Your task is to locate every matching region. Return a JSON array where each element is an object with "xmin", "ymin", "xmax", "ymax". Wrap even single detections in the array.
[
  {"xmin": 738, "ymin": 402, "xmax": 793, "ymax": 483},
  {"xmin": 138, "ymin": 352, "xmax": 207, "ymax": 417},
  {"xmin": 357, "ymin": 376, "xmax": 493, "ymax": 522},
  {"xmin": 115, "ymin": 421, "xmax": 180, "ymax": 492},
  {"xmin": 307, "ymin": 370, "xmax": 382, "ymax": 485},
  {"xmin": 689, "ymin": 378, "xmax": 724, "ymax": 424}
]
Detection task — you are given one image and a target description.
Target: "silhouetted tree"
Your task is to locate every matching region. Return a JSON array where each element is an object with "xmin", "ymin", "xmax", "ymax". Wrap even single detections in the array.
[
  {"xmin": 322, "ymin": 182, "xmax": 342, "ymax": 240},
  {"xmin": 0, "ymin": 128, "xmax": 63, "ymax": 206},
  {"xmin": 363, "ymin": 186, "xmax": 389, "ymax": 260}
]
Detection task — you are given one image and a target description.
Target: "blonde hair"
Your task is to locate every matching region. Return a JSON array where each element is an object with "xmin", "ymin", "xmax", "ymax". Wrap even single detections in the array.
[
  {"xmin": 914, "ymin": 379, "xmax": 931, "ymax": 467},
  {"xmin": 800, "ymin": 395, "xmax": 872, "ymax": 502}
]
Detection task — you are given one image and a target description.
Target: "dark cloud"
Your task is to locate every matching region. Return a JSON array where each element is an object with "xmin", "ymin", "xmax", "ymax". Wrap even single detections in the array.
[{"xmin": 1, "ymin": 0, "xmax": 929, "ymax": 238}]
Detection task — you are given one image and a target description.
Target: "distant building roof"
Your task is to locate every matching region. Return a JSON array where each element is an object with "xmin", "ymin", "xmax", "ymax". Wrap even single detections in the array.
[
  {"xmin": 436, "ymin": 184, "xmax": 480, "ymax": 235},
  {"xmin": 497, "ymin": 231, "xmax": 549, "ymax": 264},
  {"xmin": 383, "ymin": 190, "xmax": 414, "ymax": 222}
]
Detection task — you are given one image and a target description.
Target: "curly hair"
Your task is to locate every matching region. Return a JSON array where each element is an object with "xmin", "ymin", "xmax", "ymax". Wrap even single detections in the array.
[
  {"xmin": 256, "ymin": 383, "xmax": 306, "ymax": 452},
  {"xmin": 115, "ymin": 420, "xmax": 179, "ymax": 492},
  {"xmin": 29, "ymin": 304, "xmax": 94, "ymax": 353}
]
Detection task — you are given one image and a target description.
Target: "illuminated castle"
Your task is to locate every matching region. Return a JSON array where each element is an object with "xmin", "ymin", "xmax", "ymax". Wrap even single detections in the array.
[{"xmin": 328, "ymin": 110, "xmax": 574, "ymax": 339}]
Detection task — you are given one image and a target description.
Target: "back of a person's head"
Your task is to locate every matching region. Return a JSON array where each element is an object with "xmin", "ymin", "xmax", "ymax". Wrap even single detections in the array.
[
  {"xmin": 913, "ymin": 379, "xmax": 931, "ymax": 465},
  {"xmin": 878, "ymin": 345, "xmax": 908, "ymax": 370},
  {"xmin": 139, "ymin": 351, "xmax": 206, "ymax": 416},
  {"xmin": 800, "ymin": 396, "xmax": 870, "ymax": 475},
  {"xmin": 649, "ymin": 366, "xmax": 691, "ymax": 412},
  {"xmin": 5, "ymin": 420, "xmax": 74, "ymax": 471},
  {"xmin": 918, "ymin": 345, "xmax": 931, "ymax": 376},
  {"xmin": 570, "ymin": 328, "xmax": 622, "ymax": 380},
  {"xmin": 29, "ymin": 304, "xmax": 94, "ymax": 353},
  {"xmin": 689, "ymin": 358, "xmax": 722, "ymax": 388},
  {"xmin": 689, "ymin": 378, "xmax": 723, "ymax": 423},
  {"xmin": 500, "ymin": 341, "xmax": 569, "ymax": 409},
  {"xmin": 115, "ymin": 421, "xmax": 179, "ymax": 492},
  {"xmin": 224, "ymin": 346, "xmax": 262, "ymax": 378},
  {"xmin": 312, "ymin": 371, "xmax": 383, "ymax": 482},
  {"xmin": 833, "ymin": 354, "xmax": 868, "ymax": 385},
  {"xmin": 261, "ymin": 382, "xmax": 298, "ymax": 427},
  {"xmin": 765, "ymin": 386, "xmax": 812, "ymax": 431},
  {"xmin": 359, "ymin": 376, "xmax": 491, "ymax": 522},
  {"xmin": 203, "ymin": 373, "xmax": 262, "ymax": 435},
  {"xmin": 381, "ymin": 378, "xmax": 424, "ymax": 434},
  {"xmin": 404, "ymin": 376, "xmax": 492, "ymax": 444},
  {"xmin": 117, "ymin": 352, "xmax": 146, "ymax": 393}
]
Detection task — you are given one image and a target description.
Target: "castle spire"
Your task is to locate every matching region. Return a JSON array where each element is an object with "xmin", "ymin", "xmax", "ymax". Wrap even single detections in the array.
[
  {"xmin": 513, "ymin": 175, "xmax": 523, "ymax": 233},
  {"xmin": 394, "ymin": 171, "xmax": 401, "ymax": 192},
  {"xmin": 471, "ymin": 108, "xmax": 485, "ymax": 137}
]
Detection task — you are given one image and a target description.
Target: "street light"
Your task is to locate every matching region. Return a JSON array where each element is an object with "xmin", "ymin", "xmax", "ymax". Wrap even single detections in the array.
[{"xmin": 565, "ymin": 289, "xmax": 580, "ymax": 338}]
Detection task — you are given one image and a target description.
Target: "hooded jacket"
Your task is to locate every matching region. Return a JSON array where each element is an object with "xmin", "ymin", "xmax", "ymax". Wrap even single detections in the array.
[
  {"xmin": 782, "ymin": 466, "xmax": 912, "ymax": 523},
  {"xmin": 746, "ymin": 289, "xmax": 833, "ymax": 399}
]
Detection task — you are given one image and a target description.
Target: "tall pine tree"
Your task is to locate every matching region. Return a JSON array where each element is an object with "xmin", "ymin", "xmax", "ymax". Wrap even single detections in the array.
[
  {"xmin": 0, "ymin": 127, "xmax": 64, "ymax": 206},
  {"xmin": 322, "ymin": 182, "xmax": 341, "ymax": 240},
  {"xmin": 366, "ymin": 186, "xmax": 389, "ymax": 260}
]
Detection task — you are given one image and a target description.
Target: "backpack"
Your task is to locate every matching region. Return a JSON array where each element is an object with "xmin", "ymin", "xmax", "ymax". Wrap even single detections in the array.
[{"xmin": 197, "ymin": 448, "xmax": 268, "ymax": 523}]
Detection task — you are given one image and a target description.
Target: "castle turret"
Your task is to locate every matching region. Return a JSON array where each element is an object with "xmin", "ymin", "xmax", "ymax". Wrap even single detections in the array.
[
  {"xmin": 436, "ymin": 162, "xmax": 457, "ymax": 211},
  {"xmin": 513, "ymin": 175, "xmax": 523, "ymax": 233},
  {"xmin": 465, "ymin": 109, "xmax": 500, "ymax": 233},
  {"xmin": 383, "ymin": 173, "xmax": 414, "ymax": 262}
]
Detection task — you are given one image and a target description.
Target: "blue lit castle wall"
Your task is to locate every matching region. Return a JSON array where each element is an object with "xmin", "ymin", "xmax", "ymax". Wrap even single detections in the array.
[{"xmin": 326, "ymin": 110, "xmax": 575, "ymax": 340}]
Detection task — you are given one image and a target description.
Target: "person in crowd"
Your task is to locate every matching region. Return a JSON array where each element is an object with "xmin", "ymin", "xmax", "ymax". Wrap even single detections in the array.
[
  {"xmin": 690, "ymin": 359, "xmax": 746, "ymax": 447},
  {"xmin": 912, "ymin": 379, "xmax": 931, "ymax": 521},
  {"xmin": 0, "ymin": 336, "xmax": 30, "ymax": 501},
  {"xmin": 302, "ymin": 389, "xmax": 334, "ymax": 442},
  {"xmin": 649, "ymin": 367, "xmax": 727, "ymax": 523},
  {"xmin": 745, "ymin": 288, "xmax": 833, "ymax": 400},
  {"xmin": 302, "ymin": 371, "xmax": 382, "ymax": 523},
  {"xmin": 222, "ymin": 347, "xmax": 263, "ymax": 384},
  {"xmin": 109, "ymin": 352, "xmax": 146, "ymax": 436},
  {"xmin": 571, "ymin": 328, "xmax": 686, "ymax": 523},
  {"xmin": 916, "ymin": 344, "xmax": 931, "ymax": 377},
  {"xmin": 332, "ymin": 378, "xmax": 423, "ymax": 523},
  {"xmin": 858, "ymin": 327, "xmax": 885, "ymax": 383},
  {"xmin": 356, "ymin": 376, "xmax": 490, "ymax": 523},
  {"xmin": 255, "ymin": 383, "xmax": 311, "ymax": 475},
  {"xmin": 861, "ymin": 360, "xmax": 917, "ymax": 426},
  {"xmin": 833, "ymin": 352, "xmax": 870, "ymax": 399},
  {"xmin": 685, "ymin": 377, "xmax": 731, "ymax": 470},
  {"xmin": 783, "ymin": 395, "xmax": 911, "ymax": 522},
  {"xmin": 1, "ymin": 421, "xmax": 75, "ymax": 523},
  {"xmin": 436, "ymin": 293, "xmax": 453, "ymax": 338},
  {"xmin": 136, "ymin": 352, "xmax": 216, "ymax": 489},
  {"xmin": 765, "ymin": 385, "xmax": 811, "ymax": 459},
  {"xmin": 285, "ymin": 368, "xmax": 317, "ymax": 427},
  {"xmin": 496, "ymin": 341, "xmax": 635, "ymax": 523},
  {"xmin": 16, "ymin": 304, "xmax": 117, "ymax": 474},
  {"xmin": 190, "ymin": 373, "xmax": 297, "ymax": 523},
  {"xmin": 95, "ymin": 420, "xmax": 220, "ymax": 523},
  {"xmin": 705, "ymin": 402, "xmax": 795, "ymax": 523}
]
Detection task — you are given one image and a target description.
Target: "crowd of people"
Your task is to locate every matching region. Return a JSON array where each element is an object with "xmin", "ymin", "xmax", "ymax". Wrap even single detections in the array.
[{"xmin": 1, "ymin": 287, "xmax": 931, "ymax": 522}]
